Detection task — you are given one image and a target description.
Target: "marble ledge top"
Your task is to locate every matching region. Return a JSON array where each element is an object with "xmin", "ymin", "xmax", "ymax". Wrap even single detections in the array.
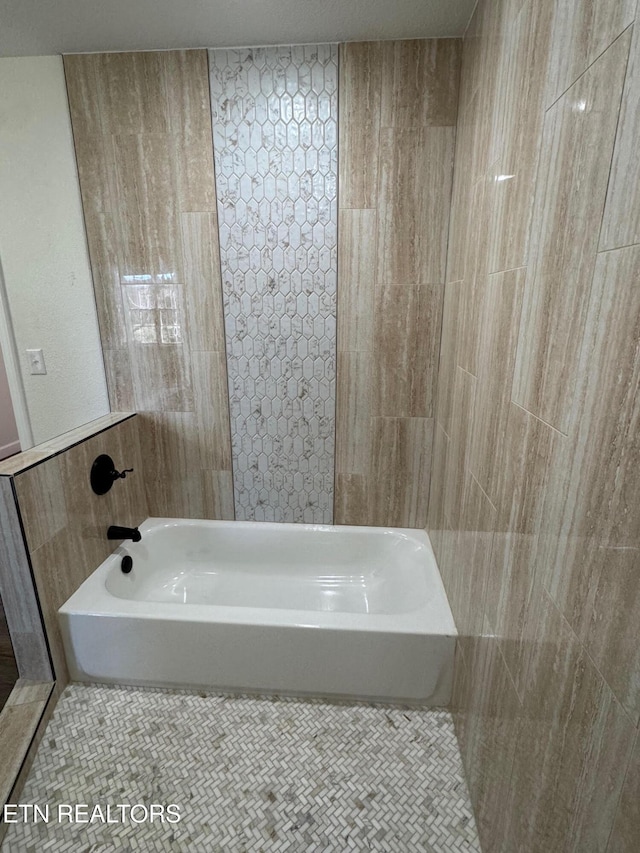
[{"xmin": 0, "ymin": 412, "xmax": 136, "ymax": 477}]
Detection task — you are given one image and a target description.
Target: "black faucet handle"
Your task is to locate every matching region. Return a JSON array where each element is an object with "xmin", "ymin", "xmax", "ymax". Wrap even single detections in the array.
[{"xmin": 114, "ymin": 467, "xmax": 134, "ymax": 480}]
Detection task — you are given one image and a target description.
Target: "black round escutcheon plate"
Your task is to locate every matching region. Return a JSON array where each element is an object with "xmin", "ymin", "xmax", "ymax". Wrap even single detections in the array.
[{"xmin": 90, "ymin": 454, "xmax": 117, "ymax": 495}]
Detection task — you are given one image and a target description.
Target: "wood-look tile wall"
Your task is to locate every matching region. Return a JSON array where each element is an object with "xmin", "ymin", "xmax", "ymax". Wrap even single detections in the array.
[
  {"xmin": 335, "ymin": 40, "xmax": 461, "ymax": 527},
  {"xmin": 0, "ymin": 480, "xmax": 51, "ymax": 683},
  {"xmin": 6, "ymin": 415, "xmax": 148, "ymax": 686},
  {"xmin": 429, "ymin": 0, "xmax": 640, "ymax": 849},
  {"xmin": 64, "ymin": 51, "xmax": 234, "ymax": 520},
  {"xmin": 0, "ymin": 596, "xmax": 19, "ymax": 710}
]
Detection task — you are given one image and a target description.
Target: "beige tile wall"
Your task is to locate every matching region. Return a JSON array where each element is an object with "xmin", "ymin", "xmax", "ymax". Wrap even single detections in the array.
[
  {"xmin": 11, "ymin": 415, "xmax": 148, "ymax": 685},
  {"xmin": 65, "ymin": 43, "xmax": 460, "ymax": 528},
  {"xmin": 0, "ymin": 479, "xmax": 51, "ymax": 682},
  {"xmin": 335, "ymin": 39, "xmax": 461, "ymax": 527},
  {"xmin": 64, "ymin": 51, "xmax": 234, "ymax": 520},
  {"xmin": 429, "ymin": 0, "xmax": 640, "ymax": 848}
]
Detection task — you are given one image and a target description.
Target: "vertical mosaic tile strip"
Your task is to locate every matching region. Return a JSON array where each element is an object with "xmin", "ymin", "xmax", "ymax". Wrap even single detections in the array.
[
  {"xmin": 209, "ymin": 45, "xmax": 338, "ymax": 523},
  {"xmin": 2, "ymin": 684, "xmax": 481, "ymax": 852}
]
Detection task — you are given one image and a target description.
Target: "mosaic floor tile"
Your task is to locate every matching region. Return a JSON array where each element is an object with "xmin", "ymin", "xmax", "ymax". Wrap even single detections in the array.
[{"xmin": 2, "ymin": 684, "xmax": 480, "ymax": 852}]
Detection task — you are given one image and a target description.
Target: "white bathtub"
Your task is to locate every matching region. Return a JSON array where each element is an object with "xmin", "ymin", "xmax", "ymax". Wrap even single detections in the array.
[{"xmin": 59, "ymin": 518, "xmax": 457, "ymax": 705}]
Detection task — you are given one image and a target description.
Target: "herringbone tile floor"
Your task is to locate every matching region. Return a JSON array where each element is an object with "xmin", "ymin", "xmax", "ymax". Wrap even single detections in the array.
[{"xmin": 2, "ymin": 684, "xmax": 480, "ymax": 852}]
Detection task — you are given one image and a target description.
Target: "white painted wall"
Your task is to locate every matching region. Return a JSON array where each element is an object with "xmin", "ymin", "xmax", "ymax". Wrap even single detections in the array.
[{"xmin": 0, "ymin": 56, "xmax": 109, "ymax": 446}]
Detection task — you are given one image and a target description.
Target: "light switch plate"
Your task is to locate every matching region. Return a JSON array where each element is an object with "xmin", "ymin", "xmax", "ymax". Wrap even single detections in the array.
[{"xmin": 27, "ymin": 348, "xmax": 47, "ymax": 375}]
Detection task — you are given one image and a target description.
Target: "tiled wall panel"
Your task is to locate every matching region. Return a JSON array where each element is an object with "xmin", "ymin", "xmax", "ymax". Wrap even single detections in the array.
[
  {"xmin": 511, "ymin": 31, "xmax": 631, "ymax": 433},
  {"xmin": 67, "ymin": 43, "xmax": 459, "ymax": 528},
  {"xmin": 0, "ymin": 480, "xmax": 51, "ymax": 682},
  {"xmin": 428, "ymin": 0, "xmax": 640, "ymax": 848},
  {"xmin": 208, "ymin": 46, "xmax": 337, "ymax": 523},
  {"xmin": 0, "ymin": 414, "xmax": 147, "ymax": 686},
  {"xmin": 13, "ymin": 416, "xmax": 148, "ymax": 685},
  {"xmin": 335, "ymin": 39, "xmax": 460, "ymax": 527},
  {"xmin": 0, "ymin": 597, "xmax": 18, "ymax": 708},
  {"xmin": 64, "ymin": 51, "xmax": 234, "ymax": 520}
]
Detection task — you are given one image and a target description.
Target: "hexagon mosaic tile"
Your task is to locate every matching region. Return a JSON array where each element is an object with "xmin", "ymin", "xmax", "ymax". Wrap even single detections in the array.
[{"xmin": 209, "ymin": 45, "xmax": 338, "ymax": 523}]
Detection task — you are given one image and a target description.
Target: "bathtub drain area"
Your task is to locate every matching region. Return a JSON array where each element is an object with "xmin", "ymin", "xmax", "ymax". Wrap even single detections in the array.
[{"xmin": 2, "ymin": 684, "xmax": 480, "ymax": 852}]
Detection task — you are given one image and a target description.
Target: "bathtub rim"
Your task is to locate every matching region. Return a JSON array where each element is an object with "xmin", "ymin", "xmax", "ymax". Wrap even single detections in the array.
[{"xmin": 59, "ymin": 517, "xmax": 457, "ymax": 637}]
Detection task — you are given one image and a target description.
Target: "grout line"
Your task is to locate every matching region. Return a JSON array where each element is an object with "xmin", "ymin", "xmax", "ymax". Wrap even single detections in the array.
[
  {"xmin": 365, "ymin": 43, "xmax": 384, "ymax": 525},
  {"xmin": 371, "ymin": 415, "xmax": 433, "ymax": 421},
  {"xmin": 509, "ymin": 399, "xmax": 568, "ymax": 437},
  {"xmin": 604, "ymin": 727, "xmax": 638, "ymax": 852},
  {"xmin": 462, "ymin": 0, "xmax": 482, "ymax": 40},
  {"xmin": 488, "ymin": 264, "xmax": 527, "ymax": 277},
  {"xmin": 544, "ymin": 23, "xmax": 635, "ymax": 114},
  {"xmin": 597, "ymin": 24, "xmax": 636, "ymax": 253},
  {"xmin": 436, "ymin": 421, "xmax": 451, "ymax": 442},
  {"xmin": 333, "ymin": 45, "xmax": 340, "ymax": 525},
  {"xmin": 458, "ymin": 364, "xmax": 477, "ymax": 380},
  {"xmin": 494, "ymin": 628, "xmax": 524, "ymax": 710},
  {"xmin": 205, "ymin": 49, "xmax": 237, "ymax": 521},
  {"xmin": 541, "ymin": 580, "xmax": 638, "ymax": 729},
  {"xmin": 468, "ymin": 469, "xmax": 497, "ymax": 513},
  {"xmin": 596, "ymin": 240, "xmax": 640, "ymax": 256}
]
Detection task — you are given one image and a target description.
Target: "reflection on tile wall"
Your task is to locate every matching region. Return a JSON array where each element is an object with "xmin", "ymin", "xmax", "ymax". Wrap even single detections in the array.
[
  {"xmin": 335, "ymin": 40, "xmax": 460, "ymax": 527},
  {"xmin": 428, "ymin": 0, "xmax": 640, "ymax": 848},
  {"xmin": 208, "ymin": 46, "xmax": 337, "ymax": 523},
  {"xmin": 64, "ymin": 51, "xmax": 234, "ymax": 521}
]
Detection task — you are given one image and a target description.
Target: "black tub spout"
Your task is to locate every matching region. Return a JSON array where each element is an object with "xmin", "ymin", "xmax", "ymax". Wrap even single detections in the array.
[{"xmin": 107, "ymin": 525, "xmax": 141, "ymax": 542}]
